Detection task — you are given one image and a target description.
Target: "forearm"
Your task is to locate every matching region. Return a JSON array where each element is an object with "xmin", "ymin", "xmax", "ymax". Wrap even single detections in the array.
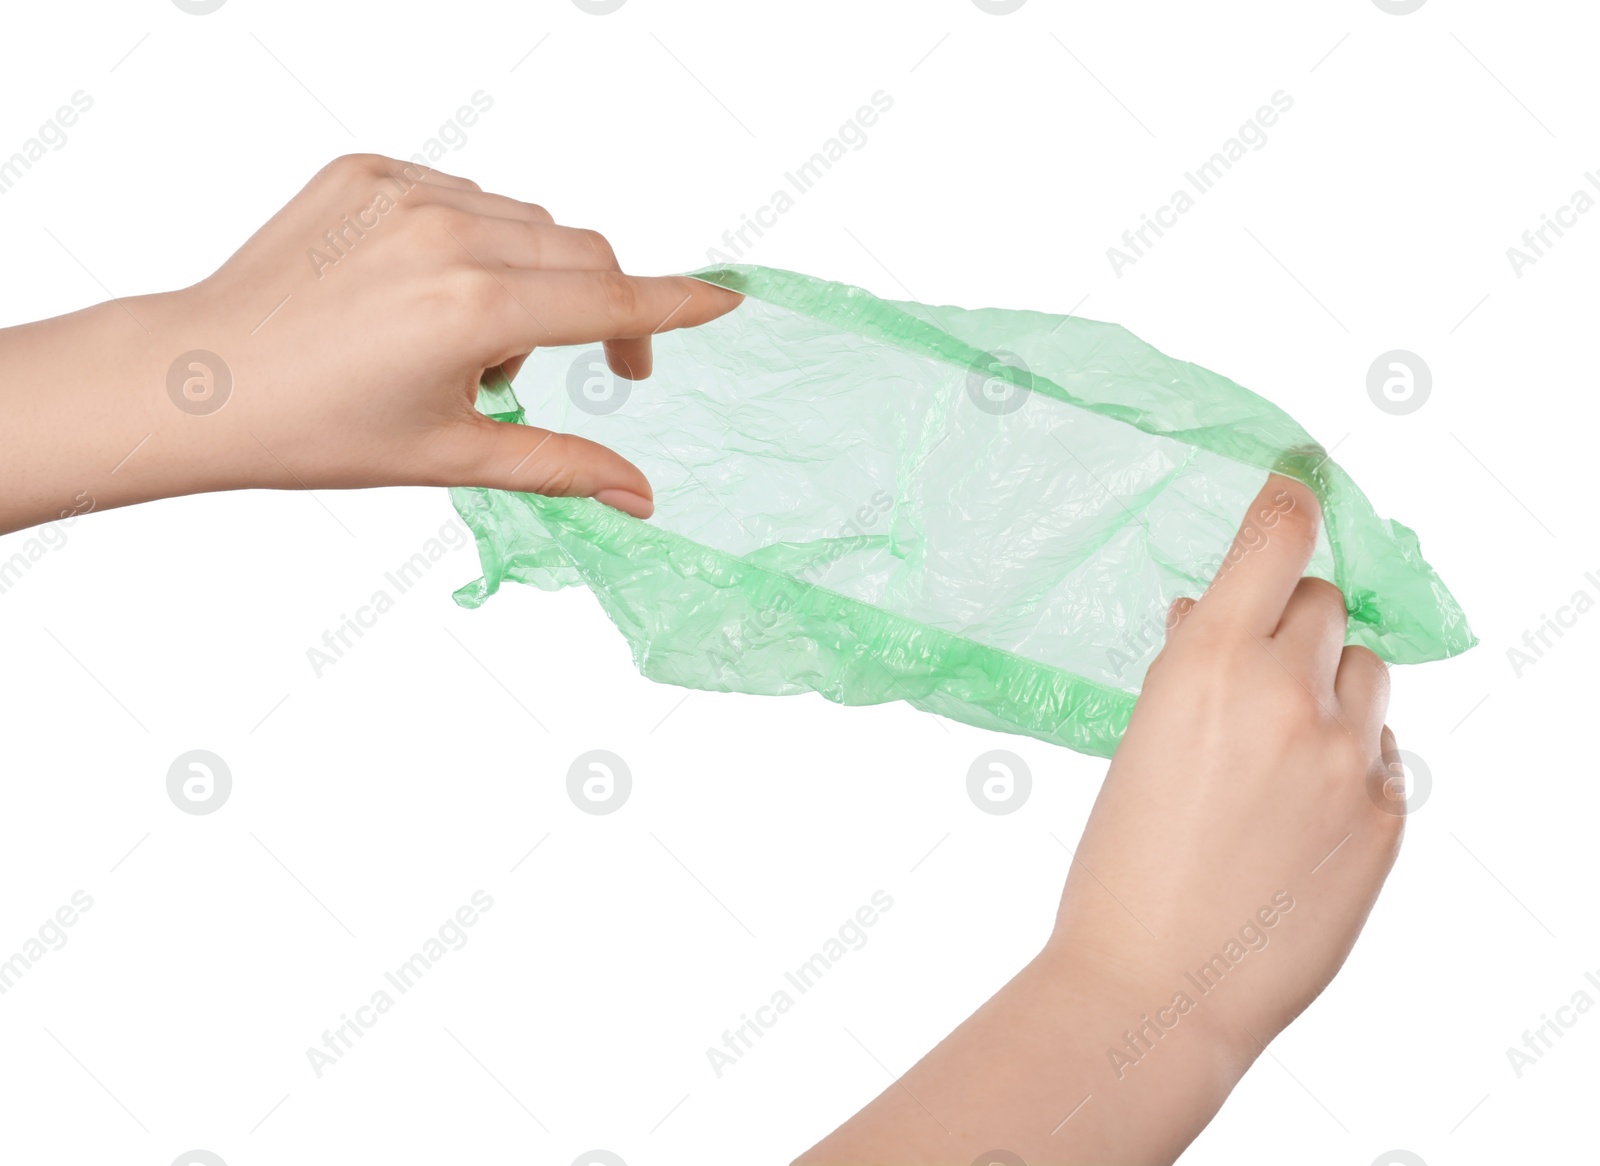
[
  {"xmin": 794, "ymin": 940, "xmax": 1256, "ymax": 1165},
  {"xmin": 0, "ymin": 280, "xmax": 369, "ymax": 535},
  {"xmin": 0, "ymin": 292, "xmax": 208, "ymax": 534}
]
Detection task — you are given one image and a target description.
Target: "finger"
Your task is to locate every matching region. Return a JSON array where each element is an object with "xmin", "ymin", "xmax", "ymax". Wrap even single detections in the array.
[
  {"xmin": 1335, "ymin": 644, "xmax": 1390, "ymax": 734},
  {"xmin": 405, "ymin": 180, "xmax": 556, "ymax": 224},
  {"xmin": 348, "ymin": 153, "xmax": 480, "ymax": 192},
  {"xmin": 605, "ymin": 336, "xmax": 651, "ymax": 381},
  {"xmin": 1368, "ymin": 724, "xmax": 1409, "ymax": 820},
  {"xmin": 345, "ymin": 154, "xmax": 482, "ymax": 193},
  {"xmin": 406, "ymin": 166, "xmax": 482, "ymax": 192},
  {"xmin": 1272, "ymin": 576, "xmax": 1349, "ymax": 687},
  {"xmin": 1165, "ymin": 596, "xmax": 1197, "ymax": 640},
  {"xmin": 416, "ymin": 217, "xmax": 679, "ymax": 380},
  {"xmin": 488, "ymin": 347, "xmax": 640, "ymax": 394},
  {"xmin": 474, "ymin": 271, "xmax": 743, "ymax": 363},
  {"xmin": 441, "ymin": 416, "xmax": 654, "ymax": 518},
  {"xmin": 419, "ymin": 217, "xmax": 649, "ymax": 377},
  {"xmin": 432, "ymin": 215, "xmax": 624, "ymax": 275},
  {"xmin": 418, "ymin": 215, "xmax": 653, "ymax": 380},
  {"xmin": 1193, "ymin": 474, "xmax": 1321, "ymax": 636}
]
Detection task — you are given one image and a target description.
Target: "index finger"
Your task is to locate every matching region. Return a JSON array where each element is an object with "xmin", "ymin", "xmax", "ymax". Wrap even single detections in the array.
[
  {"xmin": 483, "ymin": 270, "xmax": 743, "ymax": 363},
  {"xmin": 1192, "ymin": 473, "xmax": 1322, "ymax": 636}
]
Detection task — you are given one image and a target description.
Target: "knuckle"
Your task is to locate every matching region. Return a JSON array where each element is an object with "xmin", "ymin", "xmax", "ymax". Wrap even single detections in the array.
[
  {"xmin": 1341, "ymin": 645, "xmax": 1392, "ymax": 710},
  {"xmin": 529, "ymin": 432, "xmax": 578, "ymax": 495},
  {"xmin": 1259, "ymin": 677, "xmax": 1324, "ymax": 729},
  {"xmin": 407, "ymin": 201, "xmax": 473, "ymax": 240},
  {"xmin": 1271, "ymin": 489, "xmax": 1320, "ymax": 546},
  {"xmin": 322, "ymin": 153, "xmax": 389, "ymax": 183},
  {"xmin": 1298, "ymin": 575, "xmax": 1346, "ymax": 607},
  {"xmin": 393, "ymin": 159, "xmax": 435, "ymax": 187},
  {"xmin": 1343, "ymin": 643, "xmax": 1387, "ymax": 677},
  {"xmin": 578, "ymin": 227, "xmax": 618, "ymax": 268},
  {"xmin": 435, "ymin": 265, "xmax": 502, "ymax": 322},
  {"xmin": 598, "ymin": 270, "xmax": 640, "ymax": 326},
  {"xmin": 524, "ymin": 202, "xmax": 554, "ymax": 223},
  {"xmin": 514, "ymin": 223, "xmax": 545, "ymax": 269}
]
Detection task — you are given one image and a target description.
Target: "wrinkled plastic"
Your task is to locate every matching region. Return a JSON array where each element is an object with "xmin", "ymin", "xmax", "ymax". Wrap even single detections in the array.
[{"xmin": 451, "ymin": 265, "xmax": 1474, "ymax": 758}]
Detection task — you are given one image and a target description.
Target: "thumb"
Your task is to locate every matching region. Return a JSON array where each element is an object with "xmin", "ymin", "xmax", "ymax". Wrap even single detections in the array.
[
  {"xmin": 442, "ymin": 414, "xmax": 655, "ymax": 518},
  {"xmin": 1165, "ymin": 596, "xmax": 1197, "ymax": 639}
]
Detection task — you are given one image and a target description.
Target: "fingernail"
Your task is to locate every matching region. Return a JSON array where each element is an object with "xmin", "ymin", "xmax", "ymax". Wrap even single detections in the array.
[{"xmin": 594, "ymin": 488, "xmax": 653, "ymax": 519}]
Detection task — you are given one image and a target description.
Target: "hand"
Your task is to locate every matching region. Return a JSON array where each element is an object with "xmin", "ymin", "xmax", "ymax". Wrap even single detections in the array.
[
  {"xmin": 799, "ymin": 474, "xmax": 1406, "ymax": 1165},
  {"xmin": 0, "ymin": 153, "xmax": 743, "ymax": 533},
  {"xmin": 1052, "ymin": 472, "xmax": 1402, "ymax": 1069}
]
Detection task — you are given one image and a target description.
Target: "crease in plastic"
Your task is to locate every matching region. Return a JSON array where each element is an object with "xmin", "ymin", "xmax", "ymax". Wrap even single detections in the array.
[{"xmin": 450, "ymin": 265, "xmax": 1474, "ymax": 759}]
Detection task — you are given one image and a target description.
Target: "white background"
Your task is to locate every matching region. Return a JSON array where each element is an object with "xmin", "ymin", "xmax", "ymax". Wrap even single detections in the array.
[{"xmin": 0, "ymin": 2, "xmax": 1593, "ymax": 1163}]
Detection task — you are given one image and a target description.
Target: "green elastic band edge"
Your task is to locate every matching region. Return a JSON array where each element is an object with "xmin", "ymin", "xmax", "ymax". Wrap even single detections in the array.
[
  {"xmin": 681, "ymin": 264, "xmax": 1475, "ymax": 664},
  {"xmin": 452, "ymin": 265, "xmax": 1474, "ymax": 757}
]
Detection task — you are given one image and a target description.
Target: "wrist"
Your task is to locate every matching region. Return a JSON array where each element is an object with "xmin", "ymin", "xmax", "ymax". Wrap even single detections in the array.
[
  {"xmin": 1036, "ymin": 931, "xmax": 1262, "ymax": 1094},
  {"xmin": 0, "ymin": 287, "xmax": 275, "ymax": 532}
]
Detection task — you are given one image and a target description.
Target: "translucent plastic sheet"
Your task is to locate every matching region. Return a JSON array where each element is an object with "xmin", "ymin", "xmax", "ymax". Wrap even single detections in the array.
[{"xmin": 451, "ymin": 265, "xmax": 1474, "ymax": 758}]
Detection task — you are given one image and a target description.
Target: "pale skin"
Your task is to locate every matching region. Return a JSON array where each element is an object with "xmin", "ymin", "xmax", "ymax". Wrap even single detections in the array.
[
  {"xmin": 0, "ymin": 153, "xmax": 744, "ymax": 535},
  {"xmin": 796, "ymin": 475, "xmax": 1404, "ymax": 1164},
  {"xmin": 1, "ymin": 157, "xmax": 1408, "ymax": 1164}
]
